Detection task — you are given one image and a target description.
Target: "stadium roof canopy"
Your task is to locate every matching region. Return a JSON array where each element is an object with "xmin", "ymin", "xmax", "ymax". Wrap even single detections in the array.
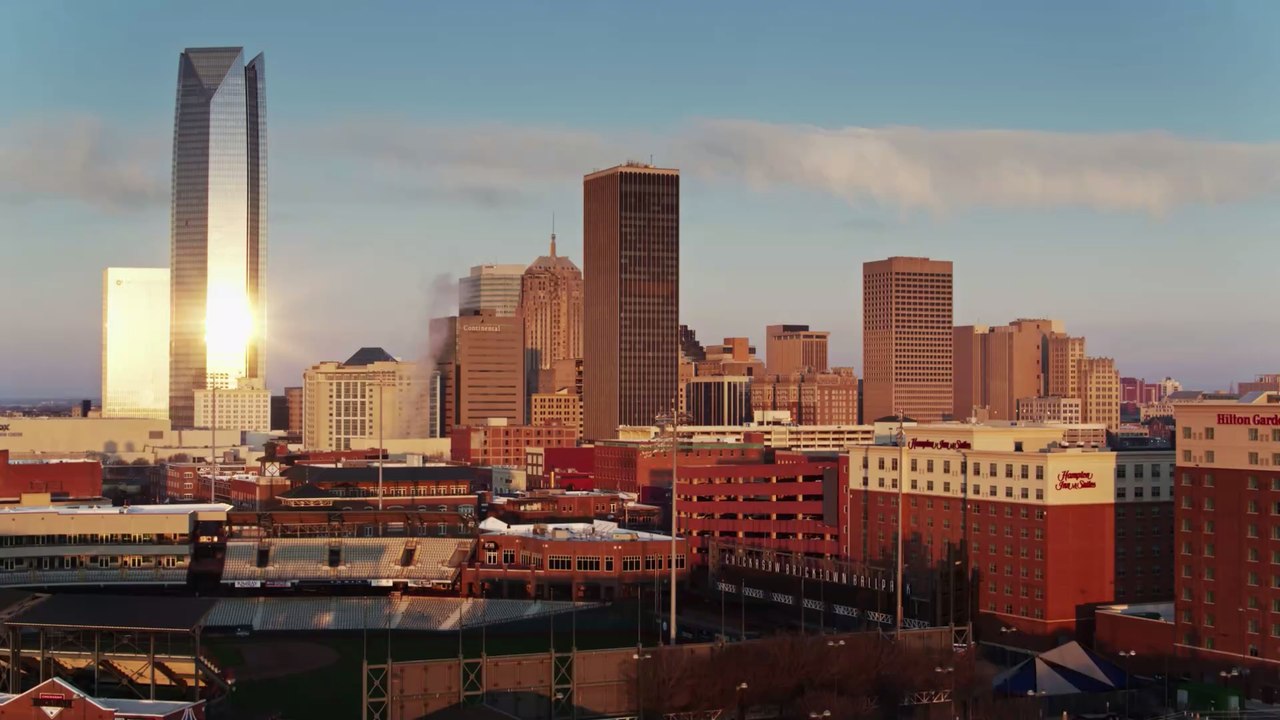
[{"xmin": 8, "ymin": 594, "xmax": 217, "ymax": 632}]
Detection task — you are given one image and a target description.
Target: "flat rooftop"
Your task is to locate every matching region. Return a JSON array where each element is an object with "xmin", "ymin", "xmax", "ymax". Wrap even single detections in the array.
[
  {"xmin": 0, "ymin": 503, "xmax": 231, "ymax": 517},
  {"xmin": 479, "ymin": 518, "xmax": 674, "ymax": 542}
]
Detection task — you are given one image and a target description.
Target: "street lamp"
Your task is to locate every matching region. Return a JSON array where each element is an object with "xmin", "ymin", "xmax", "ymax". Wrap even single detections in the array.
[
  {"xmin": 999, "ymin": 626, "xmax": 1017, "ymax": 666},
  {"xmin": 735, "ymin": 682, "xmax": 748, "ymax": 720},
  {"xmin": 827, "ymin": 640, "xmax": 845, "ymax": 697},
  {"xmin": 937, "ymin": 666, "xmax": 955, "ymax": 718},
  {"xmin": 809, "ymin": 712, "xmax": 831, "ymax": 719},
  {"xmin": 1219, "ymin": 667, "xmax": 1241, "ymax": 711},
  {"xmin": 633, "ymin": 652, "xmax": 652, "ymax": 720},
  {"xmin": 1118, "ymin": 650, "xmax": 1137, "ymax": 718}
]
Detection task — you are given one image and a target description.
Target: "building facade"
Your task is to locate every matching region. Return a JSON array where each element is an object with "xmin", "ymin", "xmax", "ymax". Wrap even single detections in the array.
[
  {"xmin": 953, "ymin": 319, "xmax": 1060, "ymax": 422},
  {"xmin": 862, "ymin": 257, "xmax": 953, "ymax": 423},
  {"xmin": 583, "ymin": 164, "xmax": 680, "ymax": 441},
  {"xmin": 765, "ymin": 324, "xmax": 829, "ymax": 375},
  {"xmin": 193, "ymin": 378, "xmax": 270, "ymax": 432},
  {"xmin": 1017, "ymin": 396, "xmax": 1083, "ymax": 425},
  {"xmin": 1047, "ymin": 335, "xmax": 1086, "ymax": 399},
  {"xmin": 685, "ymin": 376, "xmax": 753, "ymax": 426},
  {"xmin": 170, "ymin": 47, "xmax": 267, "ymax": 428},
  {"xmin": 459, "ymin": 264, "xmax": 525, "ymax": 316},
  {"xmin": 840, "ymin": 424, "xmax": 1126, "ymax": 639},
  {"xmin": 521, "ymin": 234, "xmax": 583, "ymax": 374},
  {"xmin": 450, "ymin": 420, "xmax": 577, "ymax": 469},
  {"xmin": 1174, "ymin": 393, "xmax": 1280, "ymax": 664},
  {"xmin": 301, "ymin": 347, "xmax": 430, "ymax": 451},
  {"xmin": 284, "ymin": 386, "xmax": 303, "ymax": 435},
  {"xmin": 102, "ymin": 268, "xmax": 170, "ymax": 421},
  {"xmin": 1079, "ymin": 357, "xmax": 1121, "ymax": 430},
  {"xmin": 529, "ymin": 389, "xmax": 582, "ymax": 440},
  {"xmin": 750, "ymin": 369, "xmax": 859, "ymax": 426},
  {"xmin": 453, "ymin": 311, "xmax": 525, "ymax": 426}
]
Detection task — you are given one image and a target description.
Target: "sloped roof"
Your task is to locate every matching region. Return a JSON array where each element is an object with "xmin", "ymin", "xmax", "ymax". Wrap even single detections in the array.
[
  {"xmin": 343, "ymin": 347, "xmax": 397, "ymax": 366},
  {"xmin": 993, "ymin": 641, "xmax": 1129, "ymax": 696}
]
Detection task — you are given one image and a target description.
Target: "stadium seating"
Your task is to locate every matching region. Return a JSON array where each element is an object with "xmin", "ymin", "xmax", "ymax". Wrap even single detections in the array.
[
  {"xmin": 201, "ymin": 596, "xmax": 598, "ymax": 632},
  {"xmin": 221, "ymin": 538, "xmax": 469, "ymax": 584}
]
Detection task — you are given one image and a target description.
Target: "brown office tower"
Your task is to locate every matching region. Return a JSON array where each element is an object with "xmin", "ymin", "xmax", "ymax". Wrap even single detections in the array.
[
  {"xmin": 522, "ymin": 232, "xmax": 584, "ymax": 374},
  {"xmin": 862, "ymin": 257, "xmax": 953, "ymax": 423},
  {"xmin": 583, "ymin": 164, "xmax": 680, "ymax": 441},
  {"xmin": 433, "ymin": 311, "xmax": 526, "ymax": 429},
  {"xmin": 766, "ymin": 324, "xmax": 829, "ymax": 375},
  {"xmin": 1047, "ymin": 334, "xmax": 1086, "ymax": 398},
  {"xmin": 953, "ymin": 319, "xmax": 1060, "ymax": 421}
]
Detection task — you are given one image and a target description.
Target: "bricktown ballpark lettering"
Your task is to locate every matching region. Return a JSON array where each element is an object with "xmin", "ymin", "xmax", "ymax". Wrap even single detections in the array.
[
  {"xmin": 908, "ymin": 439, "xmax": 972, "ymax": 450},
  {"xmin": 1055, "ymin": 470, "xmax": 1096, "ymax": 491},
  {"xmin": 1217, "ymin": 414, "xmax": 1280, "ymax": 426}
]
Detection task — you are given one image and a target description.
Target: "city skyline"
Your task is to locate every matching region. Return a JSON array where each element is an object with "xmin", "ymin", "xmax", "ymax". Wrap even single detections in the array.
[{"xmin": 4, "ymin": 2, "xmax": 1280, "ymax": 398}]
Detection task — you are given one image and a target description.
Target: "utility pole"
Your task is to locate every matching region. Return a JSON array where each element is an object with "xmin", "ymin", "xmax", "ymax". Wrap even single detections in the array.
[{"xmin": 377, "ymin": 373, "xmax": 385, "ymax": 514}]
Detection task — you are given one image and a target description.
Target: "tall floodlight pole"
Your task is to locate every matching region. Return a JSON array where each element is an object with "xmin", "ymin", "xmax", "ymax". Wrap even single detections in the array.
[
  {"xmin": 654, "ymin": 404, "xmax": 688, "ymax": 646},
  {"xmin": 896, "ymin": 409, "xmax": 906, "ymax": 639}
]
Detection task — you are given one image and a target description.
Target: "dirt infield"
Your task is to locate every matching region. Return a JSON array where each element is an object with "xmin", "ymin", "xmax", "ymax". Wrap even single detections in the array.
[{"xmin": 234, "ymin": 640, "xmax": 341, "ymax": 681}]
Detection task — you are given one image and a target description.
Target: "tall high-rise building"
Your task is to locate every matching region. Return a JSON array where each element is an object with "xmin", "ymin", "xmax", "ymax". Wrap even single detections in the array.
[
  {"xmin": 433, "ymin": 312, "xmax": 526, "ymax": 431},
  {"xmin": 765, "ymin": 324, "xmax": 829, "ymax": 375},
  {"xmin": 522, "ymin": 233, "xmax": 583, "ymax": 370},
  {"xmin": 1079, "ymin": 357, "xmax": 1121, "ymax": 430},
  {"xmin": 302, "ymin": 347, "xmax": 429, "ymax": 451},
  {"xmin": 952, "ymin": 319, "xmax": 1059, "ymax": 421},
  {"xmin": 459, "ymin": 264, "xmax": 525, "ymax": 316},
  {"xmin": 862, "ymin": 257, "xmax": 953, "ymax": 423},
  {"xmin": 170, "ymin": 47, "xmax": 267, "ymax": 428},
  {"xmin": 1047, "ymin": 334, "xmax": 1086, "ymax": 399},
  {"xmin": 582, "ymin": 164, "xmax": 680, "ymax": 441},
  {"xmin": 102, "ymin": 268, "xmax": 170, "ymax": 420},
  {"xmin": 284, "ymin": 386, "xmax": 303, "ymax": 435}
]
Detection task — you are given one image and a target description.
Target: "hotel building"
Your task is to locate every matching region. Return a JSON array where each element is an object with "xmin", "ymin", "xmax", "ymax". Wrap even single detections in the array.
[
  {"xmin": 301, "ymin": 347, "xmax": 430, "ymax": 451},
  {"xmin": 839, "ymin": 423, "xmax": 1161, "ymax": 640},
  {"xmin": 1174, "ymin": 392, "xmax": 1280, "ymax": 663}
]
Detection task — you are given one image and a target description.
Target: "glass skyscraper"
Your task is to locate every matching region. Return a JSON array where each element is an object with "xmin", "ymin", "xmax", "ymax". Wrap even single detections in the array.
[{"xmin": 170, "ymin": 47, "xmax": 267, "ymax": 428}]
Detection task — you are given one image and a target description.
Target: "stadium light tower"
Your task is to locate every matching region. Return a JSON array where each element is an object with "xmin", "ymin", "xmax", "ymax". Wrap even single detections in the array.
[{"xmin": 654, "ymin": 404, "xmax": 688, "ymax": 646}]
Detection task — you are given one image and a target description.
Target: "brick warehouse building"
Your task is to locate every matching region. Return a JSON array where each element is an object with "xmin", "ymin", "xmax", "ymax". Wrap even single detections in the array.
[
  {"xmin": 592, "ymin": 439, "xmax": 765, "ymax": 496},
  {"xmin": 464, "ymin": 518, "xmax": 688, "ymax": 601},
  {"xmin": 450, "ymin": 420, "xmax": 577, "ymax": 468},
  {"xmin": 1174, "ymin": 392, "xmax": 1280, "ymax": 666},
  {"xmin": 838, "ymin": 423, "xmax": 1170, "ymax": 643},
  {"xmin": 0, "ymin": 450, "xmax": 101, "ymax": 500}
]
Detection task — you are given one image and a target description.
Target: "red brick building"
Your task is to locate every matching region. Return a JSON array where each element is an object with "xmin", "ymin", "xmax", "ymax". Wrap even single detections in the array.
[
  {"xmin": 592, "ymin": 440, "xmax": 765, "ymax": 495},
  {"xmin": 488, "ymin": 490, "xmax": 661, "ymax": 528},
  {"xmin": 525, "ymin": 446, "xmax": 595, "ymax": 489},
  {"xmin": 0, "ymin": 677, "xmax": 204, "ymax": 719},
  {"xmin": 839, "ymin": 424, "xmax": 1145, "ymax": 642},
  {"xmin": 0, "ymin": 450, "xmax": 101, "ymax": 500},
  {"xmin": 674, "ymin": 452, "xmax": 838, "ymax": 562},
  {"xmin": 463, "ymin": 518, "xmax": 688, "ymax": 601},
  {"xmin": 1174, "ymin": 392, "xmax": 1280, "ymax": 665},
  {"xmin": 451, "ymin": 421, "xmax": 577, "ymax": 468}
]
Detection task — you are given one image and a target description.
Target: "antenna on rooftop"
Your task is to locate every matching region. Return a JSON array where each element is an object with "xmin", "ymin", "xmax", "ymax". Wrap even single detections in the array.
[{"xmin": 550, "ymin": 211, "xmax": 557, "ymax": 257}]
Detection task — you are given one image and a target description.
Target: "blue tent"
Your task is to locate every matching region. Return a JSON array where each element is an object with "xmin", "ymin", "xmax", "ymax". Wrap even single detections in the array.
[{"xmin": 994, "ymin": 642, "xmax": 1130, "ymax": 696}]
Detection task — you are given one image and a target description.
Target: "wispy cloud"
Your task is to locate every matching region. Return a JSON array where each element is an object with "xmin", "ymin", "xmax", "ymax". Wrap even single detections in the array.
[
  {"xmin": 0, "ymin": 116, "xmax": 167, "ymax": 210},
  {"xmin": 679, "ymin": 120, "xmax": 1280, "ymax": 215},
  {"xmin": 5, "ymin": 114, "xmax": 1280, "ymax": 215}
]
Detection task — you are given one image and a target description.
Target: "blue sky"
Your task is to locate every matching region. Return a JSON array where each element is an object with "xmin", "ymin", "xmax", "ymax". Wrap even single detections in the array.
[{"xmin": 2, "ymin": 1, "xmax": 1278, "ymax": 397}]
